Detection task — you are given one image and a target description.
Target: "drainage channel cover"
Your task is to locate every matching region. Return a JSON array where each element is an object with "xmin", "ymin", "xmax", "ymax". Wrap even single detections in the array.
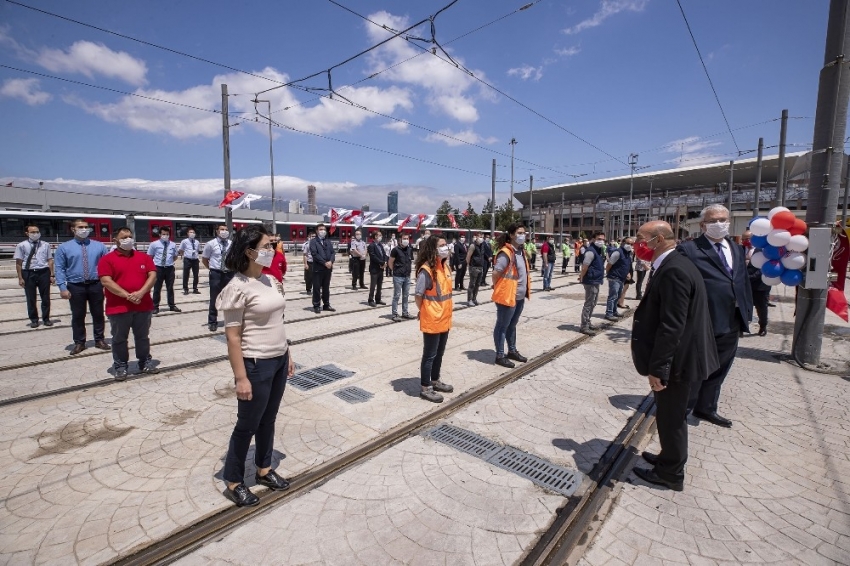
[
  {"xmin": 334, "ymin": 386, "xmax": 373, "ymax": 404},
  {"xmin": 425, "ymin": 424, "xmax": 582, "ymax": 497},
  {"xmin": 289, "ymin": 364, "xmax": 355, "ymax": 391}
]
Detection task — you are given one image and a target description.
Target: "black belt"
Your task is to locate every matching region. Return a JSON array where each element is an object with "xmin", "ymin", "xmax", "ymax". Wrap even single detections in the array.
[
  {"xmin": 22, "ymin": 267, "xmax": 49, "ymax": 273},
  {"xmin": 69, "ymin": 280, "xmax": 100, "ymax": 285},
  {"xmin": 210, "ymin": 269, "xmax": 230, "ymax": 273}
]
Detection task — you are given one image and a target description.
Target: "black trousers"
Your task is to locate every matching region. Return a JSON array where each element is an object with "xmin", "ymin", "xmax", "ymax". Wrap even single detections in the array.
[
  {"xmin": 23, "ymin": 268, "xmax": 51, "ymax": 322},
  {"xmin": 108, "ymin": 310, "xmax": 152, "ymax": 369},
  {"xmin": 351, "ymin": 258, "xmax": 366, "ymax": 288},
  {"xmin": 653, "ymin": 379, "xmax": 693, "ymax": 483},
  {"xmin": 455, "ymin": 262, "xmax": 467, "ymax": 290},
  {"xmin": 691, "ymin": 328, "xmax": 739, "ymax": 415},
  {"xmin": 752, "ymin": 287, "xmax": 769, "ymax": 329},
  {"xmin": 223, "ymin": 353, "xmax": 289, "ymax": 484},
  {"xmin": 421, "ymin": 331, "xmax": 449, "ymax": 387},
  {"xmin": 208, "ymin": 270, "xmax": 234, "ymax": 325},
  {"xmin": 635, "ymin": 270, "xmax": 647, "ymax": 298},
  {"xmin": 67, "ymin": 281, "xmax": 105, "ymax": 344},
  {"xmin": 482, "ymin": 260, "xmax": 490, "ymax": 284},
  {"xmin": 312, "ymin": 267, "xmax": 332, "ymax": 308},
  {"xmin": 304, "ymin": 263, "xmax": 313, "ymax": 292},
  {"xmin": 153, "ymin": 265, "xmax": 176, "ymax": 308},
  {"xmin": 562, "ymin": 256, "xmax": 569, "ymax": 273},
  {"xmin": 183, "ymin": 258, "xmax": 199, "ymax": 291},
  {"xmin": 368, "ymin": 269, "xmax": 383, "ymax": 303}
]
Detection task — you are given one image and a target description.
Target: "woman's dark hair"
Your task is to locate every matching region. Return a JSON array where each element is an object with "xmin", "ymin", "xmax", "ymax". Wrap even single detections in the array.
[
  {"xmin": 415, "ymin": 235, "xmax": 444, "ymax": 273},
  {"xmin": 224, "ymin": 225, "xmax": 269, "ymax": 273},
  {"xmin": 496, "ymin": 223, "xmax": 523, "ymax": 249}
]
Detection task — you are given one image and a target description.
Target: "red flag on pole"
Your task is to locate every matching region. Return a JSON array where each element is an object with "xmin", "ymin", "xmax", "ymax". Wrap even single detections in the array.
[
  {"xmin": 218, "ymin": 190, "xmax": 244, "ymax": 208},
  {"xmin": 447, "ymin": 213, "xmax": 458, "ymax": 229},
  {"xmin": 398, "ymin": 213, "xmax": 415, "ymax": 232},
  {"xmin": 826, "ymin": 286, "xmax": 848, "ymax": 322},
  {"xmin": 415, "ymin": 213, "xmax": 426, "ymax": 231},
  {"xmin": 330, "ymin": 208, "xmax": 341, "ymax": 235},
  {"xmin": 461, "ymin": 209, "xmax": 470, "ymax": 217}
]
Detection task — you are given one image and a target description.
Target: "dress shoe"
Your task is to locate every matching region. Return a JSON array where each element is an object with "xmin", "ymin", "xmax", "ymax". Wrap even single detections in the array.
[
  {"xmin": 70, "ymin": 343, "xmax": 86, "ymax": 355},
  {"xmin": 29, "ymin": 321, "xmax": 39, "ymax": 329},
  {"xmin": 359, "ymin": 286, "xmax": 367, "ymax": 290},
  {"xmin": 431, "ymin": 380, "xmax": 453, "ymax": 393},
  {"xmin": 376, "ymin": 301, "xmax": 386, "ymax": 305},
  {"xmin": 183, "ymin": 290, "xmax": 189, "ymax": 295},
  {"xmin": 507, "ymin": 350, "xmax": 528, "ymax": 363},
  {"xmin": 313, "ymin": 307, "xmax": 321, "ymax": 314},
  {"xmin": 255, "ymin": 469, "xmax": 290, "ymax": 491},
  {"xmin": 641, "ymin": 451, "xmax": 659, "ymax": 466},
  {"xmin": 693, "ymin": 411, "xmax": 733, "ymax": 428},
  {"xmin": 95, "ymin": 340, "xmax": 111, "ymax": 351},
  {"xmin": 633, "ymin": 467, "xmax": 683, "ymax": 491},
  {"xmin": 193, "ymin": 289, "xmax": 202, "ymax": 294},
  {"xmin": 495, "ymin": 356, "xmax": 515, "ymax": 368},
  {"xmin": 767, "ymin": 302, "xmax": 776, "ymax": 307},
  {"xmin": 208, "ymin": 323, "xmax": 218, "ymax": 331},
  {"xmin": 169, "ymin": 306, "xmax": 182, "ymax": 312},
  {"xmin": 114, "ymin": 367, "xmax": 129, "ymax": 381},
  {"xmin": 43, "ymin": 320, "xmax": 53, "ymax": 327},
  {"xmin": 351, "ymin": 285, "xmax": 357, "ymax": 291},
  {"xmin": 225, "ymin": 483, "xmax": 260, "ymax": 507},
  {"xmin": 153, "ymin": 308, "xmax": 160, "ymax": 315},
  {"xmin": 323, "ymin": 306, "xmax": 336, "ymax": 312},
  {"xmin": 758, "ymin": 326, "xmax": 767, "ymax": 337},
  {"xmin": 368, "ymin": 301, "xmax": 376, "ymax": 307}
]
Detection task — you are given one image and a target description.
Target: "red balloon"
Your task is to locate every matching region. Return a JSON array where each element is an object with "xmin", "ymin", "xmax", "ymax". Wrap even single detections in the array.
[
  {"xmin": 788, "ymin": 218, "xmax": 807, "ymax": 236},
  {"xmin": 770, "ymin": 210, "xmax": 797, "ymax": 231}
]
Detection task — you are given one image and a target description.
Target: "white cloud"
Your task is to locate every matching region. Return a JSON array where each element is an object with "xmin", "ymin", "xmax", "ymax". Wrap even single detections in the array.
[
  {"xmin": 424, "ymin": 128, "xmax": 497, "ymax": 147},
  {"xmin": 554, "ymin": 46, "xmax": 581, "ymax": 58},
  {"xmin": 563, "ymin": 0, "xmax": 648, "ymax": 35},
  {"xmin": 363, "ymin": 11, "xmax": 489, "ymax": 123},
  {"xmin": 662, "ymin": 136, "xmax": 724, "ymax": 166},
  {"xmin": 0, "ymin": 78, "xmax": 51, "ymax": 105},
  {"xmin": 69, "ymin": 67, "xmax": 413, "ymax": 139},
  {"xmin": 381, "ymin": 121, "xmax": 410, "ymax": 133},
  {"xmin": 36, "ymin": 41, "xmax": 148, "ymax": 86},
  {"xmin": 507, "ymin": 65, "xmax": 543, "ymax": 81}
]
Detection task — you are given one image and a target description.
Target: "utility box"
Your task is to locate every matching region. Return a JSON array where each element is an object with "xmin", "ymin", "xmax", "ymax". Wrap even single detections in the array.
[{"xmin": 803, "ymin": 227, "xmax": 832, "ymax": 289}]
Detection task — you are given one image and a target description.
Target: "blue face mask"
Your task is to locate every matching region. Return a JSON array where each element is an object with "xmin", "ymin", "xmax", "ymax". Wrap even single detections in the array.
[{"xmin": 515, "ymin": 234, "xmax": 526, "ymax": 245}]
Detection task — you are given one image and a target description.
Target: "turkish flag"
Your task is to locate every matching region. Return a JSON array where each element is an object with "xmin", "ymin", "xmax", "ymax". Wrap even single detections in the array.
[
  {"xmin": 218, "ymin": 190, "xmax": 244, "ymax": 208},
  {"xmin": 832, "ymin": 226, "xmax": 849, "ymax": 292},
  {"xmin": 461, "ymin": 209, "xmax": 470, "ymax": 217},
  {"xmin": 826, "ymin": 286, "xmax": 848, "ymax": 322},
  {"xmin": 415, "ymin": 214, "xmax": 426, "ymax": 231},
  {"xmin": 398, "ymin": 213, "xmax": 416, "ymax": 232},
  {"xmin": 447, "ymin": 213, "xmax": 458, "ymax": 229}
]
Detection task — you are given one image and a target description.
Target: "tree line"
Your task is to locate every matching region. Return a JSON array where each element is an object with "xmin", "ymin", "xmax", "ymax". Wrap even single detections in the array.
[{"xmin": 433, "ymin": 199, "xmax": 521, "ymax": 232}]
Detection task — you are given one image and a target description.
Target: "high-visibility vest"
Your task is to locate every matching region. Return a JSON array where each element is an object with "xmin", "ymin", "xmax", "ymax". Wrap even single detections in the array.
[
  {"xmin": 492, "ymin": 244, "xmax": 531, "ymax": 307},
  {"xmin": 418, "ymin": 262, "xmax": 453, "ymax": 334}
]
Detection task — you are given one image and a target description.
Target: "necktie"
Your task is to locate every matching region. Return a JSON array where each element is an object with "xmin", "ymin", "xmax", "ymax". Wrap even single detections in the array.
[
  {"xmin": 161, "ymin": 243, "xmax": 168, "ymax": 267},
  {"xmin": 24, "ymin": 241, "xmax": 38, "ymax": 270},
  {"xmin": 81, "ymin": 242, "xmax": 89, "ymax": 281},
  {"xmin": 714, "ymin": 242, "xmax": 733, "ymax": 276},
  {"xmin": 645, "ymin": 265, "xmax": 656, "ymax": 294}
]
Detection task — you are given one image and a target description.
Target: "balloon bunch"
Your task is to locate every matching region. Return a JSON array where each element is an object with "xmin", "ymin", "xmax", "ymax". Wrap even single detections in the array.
[{"xmin": 748, "ymin": 207, "xmax": 808, "ymax": 287}]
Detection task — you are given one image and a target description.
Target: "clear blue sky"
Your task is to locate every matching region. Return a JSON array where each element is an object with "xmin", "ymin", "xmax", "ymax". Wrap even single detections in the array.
[{"xmin": 0, "ymin": 0, "xmax": 836, "ymax": 213}]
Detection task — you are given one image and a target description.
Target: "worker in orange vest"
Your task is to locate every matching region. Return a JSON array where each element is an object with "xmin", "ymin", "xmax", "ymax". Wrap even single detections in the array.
[
  {"xmin": 492, "ymin": 223, "xmax": 531, "ymax": 368},
  {"xmin": 414, "ymin": 235, "xmax": 455, "ymax": 403}
]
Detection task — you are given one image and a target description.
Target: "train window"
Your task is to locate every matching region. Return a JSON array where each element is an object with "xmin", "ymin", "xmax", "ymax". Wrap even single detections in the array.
[
  {"xmin": 150, "ymin": 224, "xmax": 161, "ymax": 237},
  {"xmin": 0, "ymin": 217, "xmax": 24, "ymax": 238},
  {"xmin": 99, "ymin": 223, "xmax": 110, "ymax": 238}
]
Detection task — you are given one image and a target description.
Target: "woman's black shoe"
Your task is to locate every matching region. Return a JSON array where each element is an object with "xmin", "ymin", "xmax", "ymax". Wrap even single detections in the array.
[
  {"xmin": 225, "ymin": 483, "xmax": 260, "ymax": 507},
  {"xmin": 255, "ymin": 469, "xmax": 290, "ymax": 491},
  {"xmin": 758, "ymin": 326, "xmax": 767, "ymax": 336}
]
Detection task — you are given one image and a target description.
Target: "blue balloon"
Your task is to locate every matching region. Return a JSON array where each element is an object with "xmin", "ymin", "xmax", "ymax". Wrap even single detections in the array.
[
  {"xmin": 762, "ymin": 244, "xmax": 783, "ymax": 260},
  {"xmin": 780, "ymin": 269, "xmax": 803, "ymax": 287},
  {"xmin": 750, "ymin": 234, "xmax": 768, "ymax": 248},
  {"xmin": 761, "ymin": 260, "xmax": 785, "ymax": 278}
]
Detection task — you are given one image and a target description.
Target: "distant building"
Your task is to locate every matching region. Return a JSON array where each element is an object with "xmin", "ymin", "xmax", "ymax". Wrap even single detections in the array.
[
  {"xmin": 307, "ymin": 185, "xmax": 317, "ymax": 215},
  {"xmin": 362, "ymin": 204, "xmax": 370, "ymax": 212},
  {"xmin": 387, "ymin": 191, "xmax": 398, "ymax": 214},
  {"xmin": 288, "ymin": 200, "xmax": 303, "ymax": 214}
]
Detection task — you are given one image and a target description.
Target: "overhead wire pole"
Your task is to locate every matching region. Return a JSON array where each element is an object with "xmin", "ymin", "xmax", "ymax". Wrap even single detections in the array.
[
  {"xmin": 776, "ymin": 109, "xmax": 789, "ymax": 206},
  {"xmin": 509, "ymin": 137, "xmax": 517, "ymax": 205},
  {"xmin": 491, "ymin": 159, "xmax": 496, "ymax": 238},
  {"xmin": 727, "ymin": 161, "xmax": 734, "ymax": 212},
  {"xmin": 253, "ymin": 98, "xmax": 277, "ymax": 230},
  {"xmin": 221, "ymin": 84, "xmax": 233, "ymax": 233},
  {"xmin": 793, "ymin": 0, "xmax": 850, "ymax": 367},
  {"xmin": 628, "ymin": 153, "xmax": 638, "ymax": 235},
  {"xmin": 528, "ymin": 175, "xmax": 534, "ymax": 234},
  {"xmin": 754, "ymin": 137, "xmax": 764, "ymax": 214}
]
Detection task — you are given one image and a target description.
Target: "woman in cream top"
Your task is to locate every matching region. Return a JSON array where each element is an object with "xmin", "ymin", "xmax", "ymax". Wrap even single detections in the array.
[{"xmin": 215, "ymin": 225, "xmax": 294, "ymax": 507}]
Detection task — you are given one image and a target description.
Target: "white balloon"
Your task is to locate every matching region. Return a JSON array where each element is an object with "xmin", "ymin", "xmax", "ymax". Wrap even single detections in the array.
[
  {"xmin": 749, "ymin": 217, "xmax": 772, "ymax": 237},
  {"xmin": 766, "ymin": 229, "xmax": 791, "ymax": 247},
  {"xmin": 781, "ymin": 251, "xmax": 806, "ymax": 270},
  {"xmin": 768, "ymin": 206, "xmax": 790, "ymax": 220},
  {"xmin": 786, "ymin": 234, "xmax": 809, "ymax": 252},
  {"xmin": 762, "ymin": 274, "xmax": 782, "ymax": 286},
  {"xmin": 750, "ymin": 251, "xmax": 768, "ymax": 269}
]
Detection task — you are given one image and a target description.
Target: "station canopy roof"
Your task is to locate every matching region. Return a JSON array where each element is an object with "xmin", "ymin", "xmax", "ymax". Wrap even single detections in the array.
[{"xmin": 513, "ymin": 151, "xmax": 810, "ymax": 206}]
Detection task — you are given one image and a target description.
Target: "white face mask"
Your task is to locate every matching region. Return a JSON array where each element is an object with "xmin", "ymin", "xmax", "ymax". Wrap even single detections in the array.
[
  {"xmin": 622, "ymin": 244, "xmax": 633, "ymax": 252},
  {"xmin": 75, "ymin": 228, "xmax": 91, "ymax": 239},
  {"xmin": 218, "ymin": 230, "xmax": 229, "ymax": 239},
  {"xmin": 401, "ymin": 239, "xmax": 409, "ymax": 247},
  {"xmin": 188, "ymin": 233, "xmax": 196, "ymax": 239},
  {"xmin": 515, "ymin": 234, "xmax": 526, "ymax": 245},
  {"xmin": 160, "ymin": 235, "xmax": 169, "ymax": 242},
  {"xmin": 254, "ymin": 249, "xmax": 274, "ymax": 268},
  {"xmin": 704, "ymin": 221, "xmax": 730, "ymax": 240},
  {"xmin": 548, "ymin": 239, "xmax": 554, "ymax": 244},
  {"xmin": 438, "ymin": 246, "xmax": 450, "ymax": 258},
  {"xmin": 317, "ymin": 230, "xmax": 327, "ymax": 239},
  {"xmin": 460, "ymin": 237, "xmax": 466, "ymax": 243},
  {"xmin": 28, "ymin": 232, "xmax": 40, "ymax": 242},
  {"xmin": 118, "ymin": 238, "xmax": 135, "ymax": 250},
  {"xmin": 355, "ymin": 234, "xmax": 361, "ymax": 241},
  {"xmin": 594, "ymin": 240, "xmax": 606, "ymax": 248}
]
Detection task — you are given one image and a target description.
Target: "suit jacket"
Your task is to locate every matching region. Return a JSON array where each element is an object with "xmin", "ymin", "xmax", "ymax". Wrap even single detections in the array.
[
  {"xmin": 631, "ymin": 251, "xmax": 720, "ymax": 383},
  {"xmin": 309, "ymin": 237, "xmax": 336, "ymax": 271},
  {"xmin": 453, "ymin": 241, "xmax": 468, "ymax": 267},
  {"xmin": 677, "ymin": 235, "xmax": 753, "ymax": 335},
  {"xmin": 367, "ymin": 241, "xmax": 387, "ymax": 273}
]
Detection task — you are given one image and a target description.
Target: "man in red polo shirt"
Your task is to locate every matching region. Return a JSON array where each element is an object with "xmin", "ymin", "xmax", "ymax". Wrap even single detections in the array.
[
  {"xmin": 98, "ymin": 226, "xmax": 159, "ymax": 381},
  {"xmin": 262, "ymin": 234, "xmax": 288, "ymax": 283}
]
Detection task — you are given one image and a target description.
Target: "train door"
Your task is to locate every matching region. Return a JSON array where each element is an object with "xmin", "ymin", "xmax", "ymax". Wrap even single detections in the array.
[
  {"xmin": 289, "ymin": 224, "xmax": 305, "ymax": 243},
  {"xmin": 86, "ymin": 217, "xmax": 113, "ymax": 243},
  {"xmin": 148, "ymin": 219, "xmax": 174, "ymax": 242}
]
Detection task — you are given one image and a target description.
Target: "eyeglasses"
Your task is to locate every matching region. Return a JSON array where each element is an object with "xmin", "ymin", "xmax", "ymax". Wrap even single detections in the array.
[{"xmin": 256, "ymin": 243, "xmax": 274, "ymax": 250}]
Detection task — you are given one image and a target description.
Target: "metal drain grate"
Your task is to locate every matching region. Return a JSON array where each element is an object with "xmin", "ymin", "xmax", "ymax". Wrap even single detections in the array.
[
  {"xmin": 488, "ymin": 447, "xmax": 581, "ymax": 497},
  {"xmin": 425, "ymin": 424, "xmax": 505, "ymax": 460},
  {"xmin": 289, "ymin": 364, "xmax": 355, "ymax": 391},
  {"xmin": 334, "ymin": 386, "xmax": 374, "ymax": 404},
  {"xmin": 425, "ymin": 424, "xmax": 582, "ymax": 497}
]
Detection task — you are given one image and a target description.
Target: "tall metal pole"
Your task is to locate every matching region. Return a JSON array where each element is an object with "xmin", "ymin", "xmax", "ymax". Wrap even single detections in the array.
[
  {"xmin": 528, "ymin": 175, "xmax": 534, "ymax": 233},
  {"xmin": 491, "ymin": 159, "xmax": 497, "ymax": 237},
  {"xmin": 509, "ymin": 138, "xmax": 517, "ymax": 205},
  {"xmin": 628, "ymin": 153, "xmax": 638, "ymax": 235},
  {"xmin": 727, "ymin": 161, "xmax": 734, "ymax": 212},
  {"xmin": 648, "ymin": 178, "xmax": 654, "ymax": 220},
  {"xmin": 619, "ymin": 198, "xmax": 625, "ymax": 239},
  {"xmin": 266, "ymin": 101, "xmax": 277, "ymax": 230},
  {"xmin": 221, "ymin": 84, "xmax": 233, "ymax": 232},
  {"xmin": 793, "ymin": 0, "xmax": 850, "ymax": 366},
  {"xmin": 559, "ymin": 193, "xmax": 564, "ymax": 243},
  {"xmin": 754, "ymin": 137, "xmax": 764, "ymax": 214},
  {"xmin": 776, "ymin": 108, "xmax": 789, "ymax": 207},
  {"xmin": 843, "ymin": 157, "xmax": 850, "ymax": 224}
]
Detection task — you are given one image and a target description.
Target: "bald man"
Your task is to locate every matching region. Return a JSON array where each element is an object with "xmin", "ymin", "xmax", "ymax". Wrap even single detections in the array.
[{"xmin": 630, "ymin": 221, "xmax": 719, "ymax": 491}]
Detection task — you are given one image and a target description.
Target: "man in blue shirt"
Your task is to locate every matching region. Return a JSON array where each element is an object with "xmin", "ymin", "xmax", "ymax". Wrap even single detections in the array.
[
  {"xmin": 54, "ymin": 219, "xmax": 110, "ymax": 355},
  {"xmin": 147, "ymin": 226, "xmax": 181, "ymax": 314},
  {"xmin": 178, "ymin": 227, "xmax": 201, "ymax": 294},
  {"xmin": 202, "ymin": 223, "xmax": 234, "ymax": 331}
]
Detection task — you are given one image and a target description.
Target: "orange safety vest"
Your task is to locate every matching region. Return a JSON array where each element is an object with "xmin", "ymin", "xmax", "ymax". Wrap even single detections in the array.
[
  {"xmin": 418, "ymin": 262, "xmax": 453, "ymax": 334},
  {"xmin": 492, "ymin": 244, "xmax": 531, "ymax": 307}
]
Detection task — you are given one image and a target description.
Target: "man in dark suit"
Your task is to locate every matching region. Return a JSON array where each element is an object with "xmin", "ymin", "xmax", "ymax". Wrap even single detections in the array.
[
  {"xmin": 308, "ymin": 223, "xmax": 336, "ymax": 314},
  {"xmin": 678, "ymin": 205, "xmax": 752, "ymax": 427},
  {"xmin": 631, "ymin": 221, "xmax": 720, "ymax": 491},
  {"xmin": 452, "ymin": 235, "xmax": 468, "ymax": 291}
]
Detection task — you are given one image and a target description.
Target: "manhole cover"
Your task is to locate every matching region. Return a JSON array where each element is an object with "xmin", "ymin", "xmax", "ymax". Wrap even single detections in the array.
[
  {"xmin": 425, "ymin": 424, "xmax": 504, "ymax": 460},
  {"xmin": 334, "ymin": 386, "xmax": 373, "ymax": 404},
  {"xmin": 289, "ymin": 364, "xmax": 355, "ymax": 391}
]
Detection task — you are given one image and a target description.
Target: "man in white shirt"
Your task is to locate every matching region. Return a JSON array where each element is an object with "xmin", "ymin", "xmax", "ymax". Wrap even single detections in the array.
[
  {"xmin": 349, "ymin": 229, "xmax": 367, "ymax": 290},
  {"xmin": 179, "ymin": 228, "xmax": 201, "ymax": 294},
  {"xmin": 14, "ymin": 223, "xmax": 54, "ymax": 327},
  {"xmin": 202, "ymin": 223, "xmax": 234, "ymax": 331}
]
